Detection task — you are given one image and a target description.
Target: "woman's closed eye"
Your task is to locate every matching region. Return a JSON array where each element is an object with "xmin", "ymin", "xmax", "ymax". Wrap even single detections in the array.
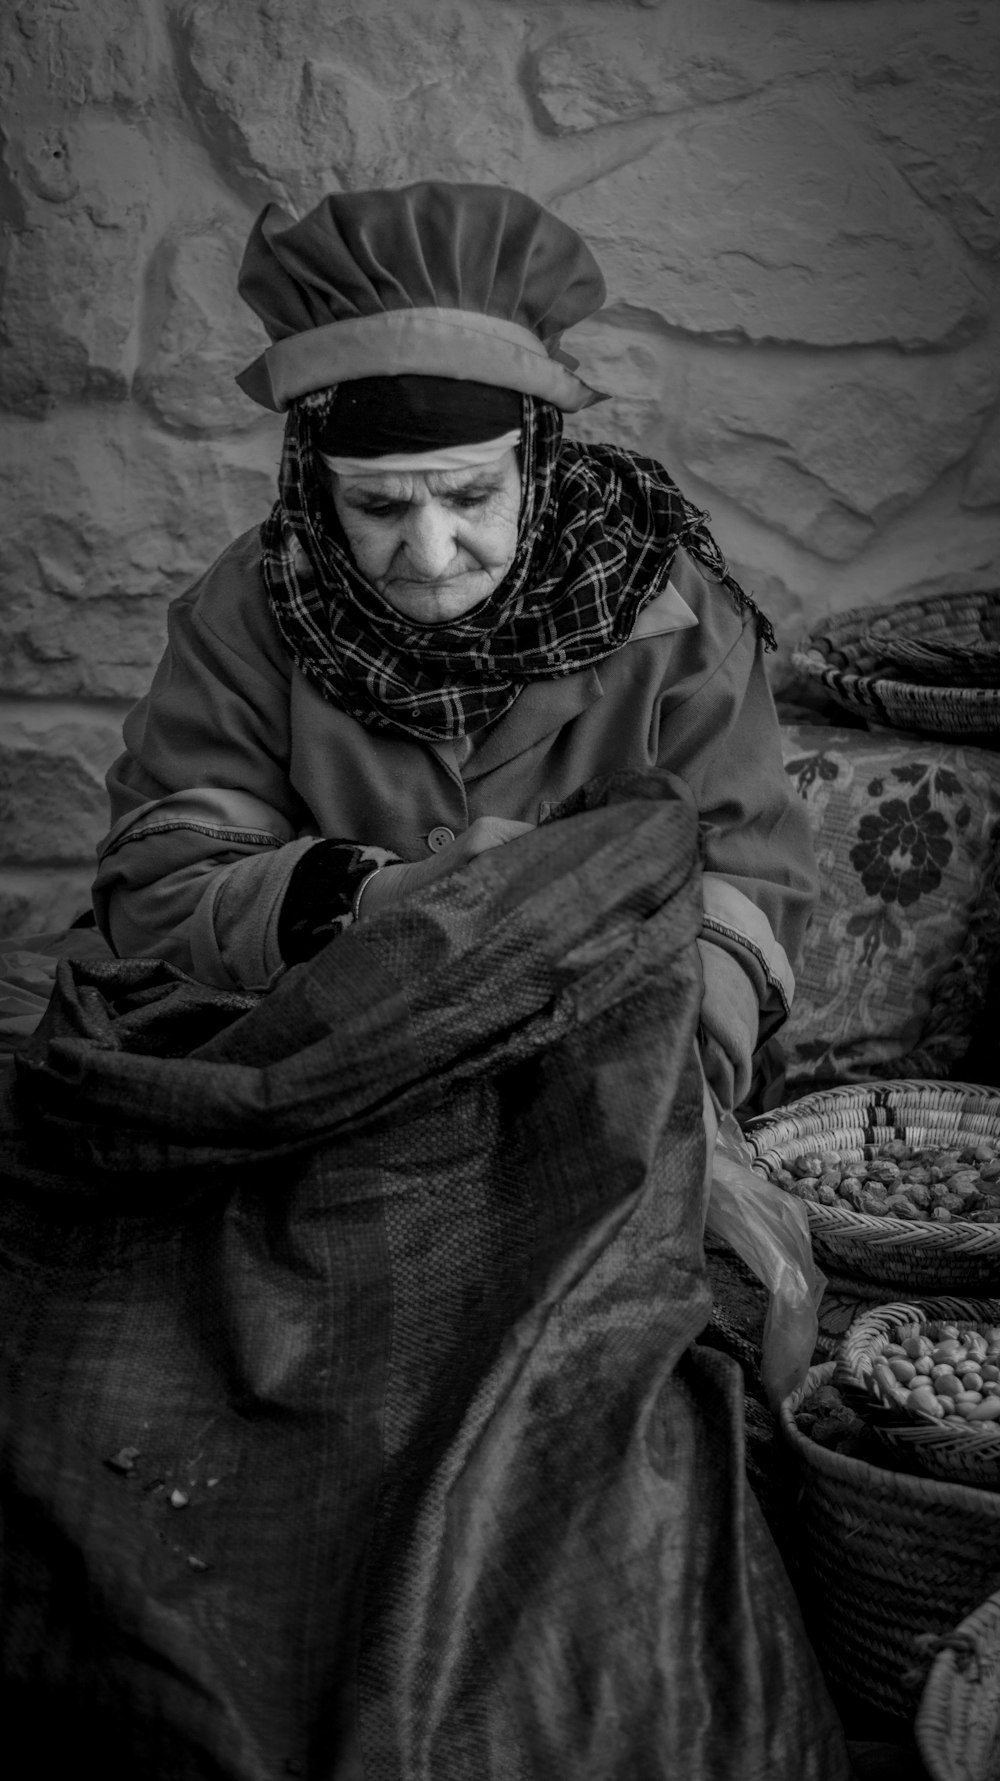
[
  {"xmin": 350, "ymin": 492, "xmax": 489, "ymax": 519},
  {"xmin": 357, "ymin": 500, "xmax": 405, "ymax": 519},
  {"xmin": 448, "ymin": 491, "xmax": 490, "ymax": 511}
]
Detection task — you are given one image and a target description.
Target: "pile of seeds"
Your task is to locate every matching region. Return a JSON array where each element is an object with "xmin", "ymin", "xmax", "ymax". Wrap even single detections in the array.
[
  {"xmin": 870, "ymin": 1320, "xmax": 1000, "ymax": 1427},
  {"xmin": 770, "ymin": 1137, "xmax": 1000, "ymax": 1224}
]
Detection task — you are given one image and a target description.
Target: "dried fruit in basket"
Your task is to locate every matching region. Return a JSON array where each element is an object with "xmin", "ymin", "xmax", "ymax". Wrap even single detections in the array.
[
  {"xmin": 779, "ymin": 1138, "xmax": 1000, "ymax": 1224},
  {"xmin": 792, "ymin": 1381, "xmax": 867, "ymax": 1455}
]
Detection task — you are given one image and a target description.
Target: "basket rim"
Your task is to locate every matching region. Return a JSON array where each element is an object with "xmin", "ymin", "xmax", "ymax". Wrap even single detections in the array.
[
  {"xmin": 745, "ymin": 1078, "xmax": 1000, "ymax": 1127},
  {"xmin": 916, "ymin": 1585, "xmax": 1000, "ymax": 1776},
  {"xmin": 781, "ymin": 1362, "xmax": 1000, "ymax": 1514},
  {"xmin": 798, "ymin": 586, "xmax": 1000, "ymax": 642},
  {"xmin": 859, "ymin": 632, "xmax": 1000, "ymax": 682},
  {"xmin": 791, "ymin": 644, "xmax": 1000, "ymax": 711},
  {"xmin": 795, "ymin": 590, "xmax": 1000, "ymax": 665},
  {"xmin": 799, "ymin": 1202, "xmax": 1000, "ymax": 1257},
  {"xmin": 792, "ymin": 592, "xmax": 1000, "ymax": 727},
  {"xmin": 801, "ymin": 1202, "xmax": 1000, "ymax": 1251}
]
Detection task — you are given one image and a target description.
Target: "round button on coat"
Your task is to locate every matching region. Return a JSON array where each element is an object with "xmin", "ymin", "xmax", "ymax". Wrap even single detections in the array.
[{"xmin": 427, "ymin": 825, "xmax": 456, "ymax": 852}]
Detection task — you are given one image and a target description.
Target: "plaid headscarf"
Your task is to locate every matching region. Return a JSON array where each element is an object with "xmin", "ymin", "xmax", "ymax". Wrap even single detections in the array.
[{"xmin": 260, "ymin": 392, "xmax": 773, "ymax": 741}]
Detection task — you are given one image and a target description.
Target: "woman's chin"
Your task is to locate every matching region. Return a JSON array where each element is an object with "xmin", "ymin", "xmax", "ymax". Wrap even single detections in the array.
[{"xmin": 379, "ymin": 579, "xmax": 494, "ymax": 626}]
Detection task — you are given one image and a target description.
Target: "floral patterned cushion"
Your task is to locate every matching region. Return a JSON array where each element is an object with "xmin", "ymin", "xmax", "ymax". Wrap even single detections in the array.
[{"xmin": 780, "ymin": 723, "xmax": 1000, "ymax": 1091}]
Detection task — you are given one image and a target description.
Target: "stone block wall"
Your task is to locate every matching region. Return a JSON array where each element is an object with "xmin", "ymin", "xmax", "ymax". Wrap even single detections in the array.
[{"xmin": 1, "ymin": 0, "xmax": 998, "ymax": 938}]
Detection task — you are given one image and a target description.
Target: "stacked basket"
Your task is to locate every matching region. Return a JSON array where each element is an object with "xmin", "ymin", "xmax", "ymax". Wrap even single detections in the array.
[
  {"xmin": 746, "ymin": 1079, "xmax": 1000, "ymax": 1753},
  {"xmin": 780, "ymin": 1362, "xmax": 1000, "ymax": 1726},
  {"xmin": 916, "ymin": 1585, "xmax": 1000, "ymax": 1781},
  {"xmin": 792, "ymin": 587, "xmax": 1000, "ymax": 738},
  {"xmin": 767, "ymin": 589, "xmax": 1000, "ymax": 1762}
]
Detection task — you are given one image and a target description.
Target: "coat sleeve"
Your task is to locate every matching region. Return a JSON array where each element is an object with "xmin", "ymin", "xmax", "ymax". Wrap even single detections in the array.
[
  {"xmin": 654, "ymin": 548, "xmax": 818, "ymax": 1053},
  {"xmin": 92, "ymin": 537, "xmax": 396, "ymax": 989}
]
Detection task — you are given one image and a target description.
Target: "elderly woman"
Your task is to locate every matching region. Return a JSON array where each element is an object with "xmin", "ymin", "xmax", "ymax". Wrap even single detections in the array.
[
  {"xmin": 92, "ymin": 180, "xmax": 815, "ymax": 1117},
  {"xmin": 0, "ymin": 185, "xmax": 856, "ymax": 1780}
]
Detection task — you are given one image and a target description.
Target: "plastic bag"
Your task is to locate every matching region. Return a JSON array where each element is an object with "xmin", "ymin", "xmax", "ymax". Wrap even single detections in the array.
[{"xmin": 705, "ymin": 1110, "xmax": 826, "ymax": 1411}]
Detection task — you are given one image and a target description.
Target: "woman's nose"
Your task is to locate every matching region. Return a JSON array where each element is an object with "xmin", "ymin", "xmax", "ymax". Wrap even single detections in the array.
[{"xmin": 401, "ymin": 506, "xmax": 459, "ymax": 578}]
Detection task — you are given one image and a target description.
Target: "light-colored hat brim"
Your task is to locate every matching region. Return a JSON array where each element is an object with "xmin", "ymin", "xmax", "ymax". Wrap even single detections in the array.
[{"xmin": 235, "ymin": 307, "xmax": 606, "ymax": 413}]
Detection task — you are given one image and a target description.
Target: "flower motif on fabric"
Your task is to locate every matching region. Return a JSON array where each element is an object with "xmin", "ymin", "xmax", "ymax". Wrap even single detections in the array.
[
  {"xmin": 779, "ymin": 725, "xmax": 1000, "ymax": 1093},
  {"xmin": 784, "ymin": 750, "xmax": 840, "ymax": 796},
  {"xmin": 846, "ymin": 764, "xmax": 961, "ymax": 964},
  {"xmin": 851, "ymin": 766, "xmax": 957, "ymax": 905}
]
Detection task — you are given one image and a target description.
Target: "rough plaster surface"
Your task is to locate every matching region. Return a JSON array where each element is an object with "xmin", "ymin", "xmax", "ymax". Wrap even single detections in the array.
[
  {"xmin": 0, "ymin": 716, "xmax": 124, "ymax": 863},
  {"xmin": 1, "ymin": 0, "xmax": 998, "ymax": 934},
  {"xmin": 553, "ymin": 104, "xmax": 988, "ymax": 349}
]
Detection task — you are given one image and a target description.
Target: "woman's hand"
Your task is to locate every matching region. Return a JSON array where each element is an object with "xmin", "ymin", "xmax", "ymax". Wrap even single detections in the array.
[
  {"xmin": 696, "ymin": 939, "xmax": 760, "ymax": 1115},
  {"xmin": 357, "ymin": 817, "xmax": 536, "ymax": 919}
]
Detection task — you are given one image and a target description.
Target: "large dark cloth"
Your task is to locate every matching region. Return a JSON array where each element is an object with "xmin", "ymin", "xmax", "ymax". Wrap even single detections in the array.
[{"xmin": 0, "ymin": 786, "xmax": 849, "ymax": 1779}]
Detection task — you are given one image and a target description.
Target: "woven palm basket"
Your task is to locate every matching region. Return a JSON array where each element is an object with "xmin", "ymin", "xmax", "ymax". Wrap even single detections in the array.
[
  {"xmin": 780, "ymin": 1362, "xmax": 1000, "ymax": 1723},
  {"xmin": 743, "ymin": 1082, "xmax": 1000, "ymax": 1296},
  {"xmin": 792, "ymin": 588, "xmax": 1000, "ymax": 735},
  {"xmin": 835, "ymin": 1301, "xmax": 1000, "ymax": 1491},
  {"xmin": 916, "ymin": 1587, "xmax": 1000, "ymax": 1781}
]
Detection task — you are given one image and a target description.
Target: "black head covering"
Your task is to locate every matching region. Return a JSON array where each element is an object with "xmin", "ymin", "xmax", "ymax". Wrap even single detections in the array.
[{"xmin": 318, "ymin": 375, "xmax": 522, "ymax": 457}]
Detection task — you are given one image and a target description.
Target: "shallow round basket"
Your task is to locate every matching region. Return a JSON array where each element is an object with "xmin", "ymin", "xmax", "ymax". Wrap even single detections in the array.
[
  {"xmin": 743, "ymin": 1081, "xmax": 1000, "ymax": 1296},
  {"xmin": 916, "ymin": 1588, "xmax": 1000, "ymax": 1781},
  {"xmin": 780, "ymin": 1362, "xmax": 1000, "ymax": 1723},
  {"xmin": 792, "ymin": 588, "xmax": 1000, "ymax": 735},
  {"xmin": 835, "ymin": 1301, "xmax": 1000, "ymax": 1491}
]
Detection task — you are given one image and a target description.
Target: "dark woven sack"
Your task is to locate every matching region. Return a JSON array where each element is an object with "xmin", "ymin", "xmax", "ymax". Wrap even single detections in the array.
[{"xmin": 0, "ymin": 781, "xmax": 851, "ymax": 1780}]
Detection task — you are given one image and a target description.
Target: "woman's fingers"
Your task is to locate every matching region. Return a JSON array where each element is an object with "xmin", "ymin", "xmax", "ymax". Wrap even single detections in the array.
[
  {"xmin": 356, "ymin": 817, "xmax": 535, "ymax": 919},
  {"xmin": 698, "ymin": 1031, "xmax": 737, "ymax": 1116},
  {"xmin": 458, "ymin": 816, "xmax": 536, "ymax": 858}
]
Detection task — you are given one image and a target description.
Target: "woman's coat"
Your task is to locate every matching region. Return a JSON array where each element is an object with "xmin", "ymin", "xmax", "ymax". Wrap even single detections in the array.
[{"xmin": 93, "ymin": 529, "xmax": 815, "ymax": 1040}]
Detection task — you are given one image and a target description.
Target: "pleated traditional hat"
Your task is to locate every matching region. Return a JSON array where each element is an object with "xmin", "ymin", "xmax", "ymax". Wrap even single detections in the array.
[{"xmin": 235, "ymin": 181, "xmax": 607, "ymax": 414}]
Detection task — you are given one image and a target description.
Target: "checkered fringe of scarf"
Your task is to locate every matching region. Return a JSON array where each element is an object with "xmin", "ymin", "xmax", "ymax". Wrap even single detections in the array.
[{"xmin": 260, "ymin": 391, "xmax": 775, "ymax": 741}]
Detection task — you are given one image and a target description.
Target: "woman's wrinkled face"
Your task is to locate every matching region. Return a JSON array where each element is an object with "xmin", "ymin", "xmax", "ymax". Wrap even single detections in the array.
[{"xmin": 330, "ymin": 449, "xmax": 522, "ymax": 625}]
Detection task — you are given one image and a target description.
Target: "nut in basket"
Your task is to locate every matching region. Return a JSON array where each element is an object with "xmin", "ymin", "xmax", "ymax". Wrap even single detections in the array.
[{"xmin": 837, "ymin": 1303, "xmax": 1000, "ymax": 1490}]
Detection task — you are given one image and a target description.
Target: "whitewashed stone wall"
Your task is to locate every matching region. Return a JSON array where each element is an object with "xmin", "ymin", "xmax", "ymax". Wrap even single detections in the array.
[{"xmin": 1, "ymin": 0, "xmax": 998, "ymax": 937}]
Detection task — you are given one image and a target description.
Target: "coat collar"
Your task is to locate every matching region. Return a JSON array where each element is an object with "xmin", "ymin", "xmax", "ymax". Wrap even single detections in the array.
[
  {"xmin": 435, "ymin": 578, "xmax": 698, "ymax": 781},
  {"xmin": 460, "ymin": 666, "xmax": 604, "ymax": 780}
]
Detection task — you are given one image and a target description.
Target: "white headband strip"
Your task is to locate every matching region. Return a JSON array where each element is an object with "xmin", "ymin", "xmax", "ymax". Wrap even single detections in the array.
[{"xmin": 319, "ymin": 429, "xmax": 521, "ymax": 476}]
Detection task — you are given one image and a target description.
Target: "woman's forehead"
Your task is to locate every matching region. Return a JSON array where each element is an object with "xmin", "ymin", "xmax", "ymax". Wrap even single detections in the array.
[{"xmin": 335, "ymin": 451, "xmax": 520, "ymax": 499}]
